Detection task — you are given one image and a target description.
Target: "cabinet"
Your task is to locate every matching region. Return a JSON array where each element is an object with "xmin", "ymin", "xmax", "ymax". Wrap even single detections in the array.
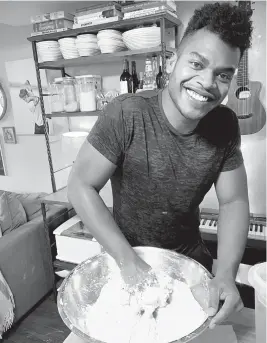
[{"xmin": 27, "ymin": 12, "xmax": 181, "ymax": 193}]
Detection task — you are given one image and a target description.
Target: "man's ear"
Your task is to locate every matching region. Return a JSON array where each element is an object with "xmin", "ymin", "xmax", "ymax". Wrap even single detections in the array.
[{"xmin": 166, "ymin": 52, "xmax": 178, "ymax": 74}]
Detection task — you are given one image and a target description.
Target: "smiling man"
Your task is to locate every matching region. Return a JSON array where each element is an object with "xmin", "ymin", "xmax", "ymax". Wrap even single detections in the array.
[{"xmin": 68, "ymin": 3, "xmax": 252, "ymax": 328}]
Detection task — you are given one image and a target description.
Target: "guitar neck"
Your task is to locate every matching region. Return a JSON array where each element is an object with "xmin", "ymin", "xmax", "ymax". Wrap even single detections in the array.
[{"xmin": 237, "ymin": 49, "xmax": 249, "ymax": 86}]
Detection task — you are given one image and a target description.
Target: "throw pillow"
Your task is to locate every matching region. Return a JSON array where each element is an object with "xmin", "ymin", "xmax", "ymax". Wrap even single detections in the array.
[
  {"xmin": 1, "ymin": 192, "xmax": 27, "ymax": 234},
  {"xmin": 8, "ymin": 192, "xmax": 48, "ymax": 222},
  {"xmin": 0, "ymin": 192, "xmax": 12, "ymax": 235}
]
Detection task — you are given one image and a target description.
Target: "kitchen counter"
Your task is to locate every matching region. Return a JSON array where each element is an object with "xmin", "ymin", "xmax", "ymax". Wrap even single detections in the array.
[{"xmin": 63, "ymin": 307, "xmax": 255, "ymax": 343}]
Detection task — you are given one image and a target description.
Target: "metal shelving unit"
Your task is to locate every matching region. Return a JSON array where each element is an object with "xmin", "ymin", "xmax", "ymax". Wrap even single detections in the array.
[{"xmin": 27, "ymin": 12, "xmax": 181, "ymax": 193}]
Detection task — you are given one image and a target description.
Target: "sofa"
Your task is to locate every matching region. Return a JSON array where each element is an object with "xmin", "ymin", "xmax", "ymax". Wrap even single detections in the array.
[{"xmin": 0, "ymin": 190, "xmax": 70, "ymax": 323}]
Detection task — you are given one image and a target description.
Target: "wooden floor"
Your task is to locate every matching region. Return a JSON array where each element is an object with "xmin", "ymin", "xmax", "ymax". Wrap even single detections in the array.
[{"xmin": 2, "ymin": 294, "xmax": 70, "ymax": 343}]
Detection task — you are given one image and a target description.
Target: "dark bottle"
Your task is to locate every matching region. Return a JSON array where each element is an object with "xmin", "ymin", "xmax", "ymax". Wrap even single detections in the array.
[
  {"xmin": 156, "ymin": 65, "xmax": 163, "ymax": 89},
  {"xmin": 131, "ymin": 61, "xmax": 139, "ymax": 93},
  {"xmin": 120, "ymin": 59, "xmax": 132, "ymax": 94}
]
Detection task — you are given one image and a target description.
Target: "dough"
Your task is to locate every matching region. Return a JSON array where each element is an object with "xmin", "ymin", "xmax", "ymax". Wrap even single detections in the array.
[{"xmin": 82, "ymin": 273, "xmax": 208, "ymax": 343}]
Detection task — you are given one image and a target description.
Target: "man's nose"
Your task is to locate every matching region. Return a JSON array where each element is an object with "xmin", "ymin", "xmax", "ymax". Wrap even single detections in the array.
[{"xmin": 199, "ymin": 70, "xmax": 216, "ymax": 90}]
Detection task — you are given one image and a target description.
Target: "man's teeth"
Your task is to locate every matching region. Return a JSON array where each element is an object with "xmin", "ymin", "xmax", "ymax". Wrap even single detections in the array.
[{"xmin": 186, "ymin": 89, "xmax": 208, "ymax": 102}]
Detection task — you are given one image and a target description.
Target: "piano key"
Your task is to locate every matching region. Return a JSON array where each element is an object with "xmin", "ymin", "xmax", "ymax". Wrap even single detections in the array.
[
  {"xmin": 259, "ymin": 225, "xmax": 263, "ymax": 233},
  {"xmin": 252, "ymin": 225, "xmax": 256, "ymax": 235}
]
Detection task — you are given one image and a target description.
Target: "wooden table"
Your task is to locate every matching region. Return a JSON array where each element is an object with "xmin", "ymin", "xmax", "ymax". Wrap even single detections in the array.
[{"xmin": 63, "ymin": 308, "xmax": 256, "ymax": 343}]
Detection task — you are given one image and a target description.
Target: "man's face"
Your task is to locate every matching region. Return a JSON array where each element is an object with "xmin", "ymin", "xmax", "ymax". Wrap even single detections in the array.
[{"xmin": 168, "ymin": 28, "xmax": 241, "ymax": 121}]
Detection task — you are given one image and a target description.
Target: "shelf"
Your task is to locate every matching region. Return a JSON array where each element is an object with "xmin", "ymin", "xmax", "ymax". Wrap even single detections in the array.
[
  {"xmin": 38, "ymin": 46, "xmax": 175, "ymax": 69},
  {"xmin": 48, "ymin": 110, "xmax": 101, "ymax": 117},
  {"xmin": 27, "ymin": 13, "xmax": 181, "ymax": 42}
]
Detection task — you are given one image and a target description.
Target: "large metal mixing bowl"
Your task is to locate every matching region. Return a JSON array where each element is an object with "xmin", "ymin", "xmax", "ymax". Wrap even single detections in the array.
[{"xmin": 57, "ymin": 247, "xmax": 213, "ymax": 343}]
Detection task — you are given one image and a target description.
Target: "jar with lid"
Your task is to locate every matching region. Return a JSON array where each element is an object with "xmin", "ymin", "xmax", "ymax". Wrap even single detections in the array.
[
  {"xmin": 75, "ymin": 75, "xmax": 98, "ymax": 112},
  {"xmin": 49, "ymin": 78, "xmax": 64, "ymax": 113},
  {"xmin": 62, "ymin": 77, "xmax": 79, "ymax": 112}
]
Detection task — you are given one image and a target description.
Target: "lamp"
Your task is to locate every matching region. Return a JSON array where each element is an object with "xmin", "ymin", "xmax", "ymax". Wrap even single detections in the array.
[{"xmin": 61, "ymin": 131, "xmax": 88, "ymax": 165}]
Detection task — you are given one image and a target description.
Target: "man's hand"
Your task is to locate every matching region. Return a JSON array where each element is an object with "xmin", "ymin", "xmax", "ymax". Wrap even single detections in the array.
[
  {"xmin": 119, "ymin": 254, "xmax": 156, "ymax": 290},
  {"xmin": 207, "ymin": 276, "xmax": 244, "ymax": 328}
]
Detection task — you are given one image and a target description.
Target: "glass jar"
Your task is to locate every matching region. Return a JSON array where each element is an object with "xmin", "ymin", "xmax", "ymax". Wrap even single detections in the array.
[
  {"xmin": 62, "ymin": 77, "xmax": 79, "ymax": 112},
  {"xmin": 49, "ymin": 78, "xmax": 64, "ymax": 113},
  {"xmin": 75, "ymin": 75, "xmax": 101, "ymax": 112}
]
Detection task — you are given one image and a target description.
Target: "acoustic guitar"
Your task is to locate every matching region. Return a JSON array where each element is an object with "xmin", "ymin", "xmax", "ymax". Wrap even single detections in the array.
[{"xmin": 225, "ymin": 1, "xmax": 266, "ymax": 135}]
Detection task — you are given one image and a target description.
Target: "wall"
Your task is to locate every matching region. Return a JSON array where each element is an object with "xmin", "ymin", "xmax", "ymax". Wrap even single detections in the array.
[{"xmin": 0, "ymin": 1, "xmax": 265, "ymax": 215}]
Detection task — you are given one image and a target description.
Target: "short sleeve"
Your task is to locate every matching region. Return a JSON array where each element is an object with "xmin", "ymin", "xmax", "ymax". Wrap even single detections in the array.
[
  {"xmin": 87, "ymin": 99, "xmax": 125, "ymax": 166},
  {"xmin": 221, "ymin": 116, "xmax": 243, "ymax": 172}
]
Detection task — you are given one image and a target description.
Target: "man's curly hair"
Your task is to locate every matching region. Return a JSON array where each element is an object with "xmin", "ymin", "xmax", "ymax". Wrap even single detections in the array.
[{"xmin": 181, "ymin": 2, "xmax": 253, "ymax": 58}]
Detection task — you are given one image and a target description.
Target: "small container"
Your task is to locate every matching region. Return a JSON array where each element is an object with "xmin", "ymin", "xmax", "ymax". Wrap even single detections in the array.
[
  {"xmin": 49, "ymin": 78, "xmax": 64, "ymax": 113},
  {"xmin": 248, "ymin": 262, "xmax": 266, "ymax": 343},
  {"xmin": 62, "ymin": 77, "xmax": 79, "ymax": 112},
  {"xmin": 75, "ymin": 75, "xmax": 102, "ymax": 112}
]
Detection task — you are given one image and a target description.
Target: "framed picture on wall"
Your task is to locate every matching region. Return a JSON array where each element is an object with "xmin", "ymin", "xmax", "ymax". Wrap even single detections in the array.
[
  {"xmin": 3, "ymin": 126, "xmax": 17, "ymax": 144},
  {"xmin": 0, "ymin": 142, "xmax": 6, "ymax": 176}
]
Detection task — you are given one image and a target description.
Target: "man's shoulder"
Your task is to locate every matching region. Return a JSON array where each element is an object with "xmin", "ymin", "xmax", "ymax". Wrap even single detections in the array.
[
  {"xmin": 197, "ymin": 105, "xmax": 239, "ymax": 147},
  {"xmin": 115, "ymin": 90, "xmax": 158, "ymax": 109}
]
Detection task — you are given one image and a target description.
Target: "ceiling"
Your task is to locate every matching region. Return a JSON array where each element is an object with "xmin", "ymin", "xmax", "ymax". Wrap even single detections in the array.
[{"xmin": 0, "ymin": 1, "xmax": 102, "ymax": 27}]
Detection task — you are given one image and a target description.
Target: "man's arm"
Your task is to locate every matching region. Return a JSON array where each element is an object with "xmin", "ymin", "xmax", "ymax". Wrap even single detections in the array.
[
  {"xmin": 206, "ymin": 164, "xmax": 249, "ymax": 328},
  {"xmin": 215, "ymin": 163, "xmax": 250, "ymax": 278},
  {"xmin": 67, "ymin": 140, "xmax": 137, "ymax": 266}
]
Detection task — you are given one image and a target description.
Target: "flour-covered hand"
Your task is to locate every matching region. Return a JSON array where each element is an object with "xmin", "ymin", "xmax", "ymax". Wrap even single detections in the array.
[{"xmin": 207, "ymin": 276, "xmax": 244, "ymax": 328}]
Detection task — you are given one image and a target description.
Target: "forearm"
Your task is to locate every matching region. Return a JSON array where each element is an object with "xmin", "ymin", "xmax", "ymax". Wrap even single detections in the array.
[
  {"xmin": 216, "ymin": 200, "xmax": 250, "ymax": 279},
  {"xmin": 67, "ymin": 180, "xmax": 136, "ymax": 266}
]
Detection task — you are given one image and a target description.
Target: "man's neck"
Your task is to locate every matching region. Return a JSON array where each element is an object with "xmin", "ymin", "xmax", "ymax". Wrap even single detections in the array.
[{"xmin": 161, "ymin": 87, "xmax": 199, "ymax": 134}]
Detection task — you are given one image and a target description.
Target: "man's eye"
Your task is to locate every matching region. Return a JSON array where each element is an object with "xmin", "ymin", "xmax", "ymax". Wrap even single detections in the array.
[
  {"xmin": 190, "ymin": 61, "xmax": 203, "ymax": 69},
  {"xmin": 218, "ymin": 73, "xmax": 231, "ymax": 81}
]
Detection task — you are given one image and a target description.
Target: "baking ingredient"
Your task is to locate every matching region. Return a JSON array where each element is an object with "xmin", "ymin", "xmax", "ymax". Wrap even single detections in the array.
[
  {"xmin": 79, "ymin": 91, "xmax": 96, "ymax": 111},
  {"xmin": 64, "ymin": 101, "xmax": 79, "ymax": 112},
  {"xmin": 51, "ymin": 100, "xmax": 64, "ymax": 112},
  {"xmin": 82, "ymin": 272, "xmax": 208, "ymax": 343}
]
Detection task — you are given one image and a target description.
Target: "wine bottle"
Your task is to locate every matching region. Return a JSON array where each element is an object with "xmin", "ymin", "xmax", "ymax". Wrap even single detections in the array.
[
  {"xmin": 120, "ymin": 59, "xmax": 132, "ymax": 94},
  {"xmin": 156, "ymin": 65, "xmax": 163, "ymax": 89},
  {"xmin": 131, "ymin": 61, "xmax": 139, "ymax": 93}
]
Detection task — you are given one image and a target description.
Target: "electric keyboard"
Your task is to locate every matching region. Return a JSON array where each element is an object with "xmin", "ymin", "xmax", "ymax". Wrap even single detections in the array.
[{"xmin": 200, "ymin": 208, "xmax": 266, "ymax": 241}]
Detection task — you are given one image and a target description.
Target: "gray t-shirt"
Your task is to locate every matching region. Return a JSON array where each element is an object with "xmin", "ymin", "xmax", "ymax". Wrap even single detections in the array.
[{"xmin": 88, "ymin": 90, "xmax": 243, "ymax": 250}]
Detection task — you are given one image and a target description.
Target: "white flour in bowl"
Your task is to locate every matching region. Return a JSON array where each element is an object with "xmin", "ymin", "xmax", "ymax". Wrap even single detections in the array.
[{"xmin": 81, "ymin": 273, "xmax": 208, "ymax": 343}]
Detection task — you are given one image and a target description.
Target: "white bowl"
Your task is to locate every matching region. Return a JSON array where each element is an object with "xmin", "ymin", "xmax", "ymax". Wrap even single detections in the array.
[
  {"xmin": 122, "ymin": 26, "xmax": 161, "ymax": 50},
  {"xmin": 77, "ymin": 34, "xmax": 97, "ymax": 41},
  {"xmin": 37, "ymin": 41, "xmax": 58, "ymax": 46},
  {"xmin": 76, "ymin": 42, "xmax": 98, "ymax": 48}
]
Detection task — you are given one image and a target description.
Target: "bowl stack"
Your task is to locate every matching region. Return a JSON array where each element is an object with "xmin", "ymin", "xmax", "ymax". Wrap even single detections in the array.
[
  {"xmin": 36, "ymin": 41, "xmax": 62, "ymax": 62},
  {"xmin": 122, "ymin": 26, "xmax": 161, "ymax": 50},
  {"xmin": 58, "ymin": 37, "xmax": 79, "ymax": 59},
  {"xmin": 97, "ymin": 30, "xmax": 126, "ymax": 54},
  {"xmin": 76, "ymin": 34, "xmax": 100, "ymax": 57}
]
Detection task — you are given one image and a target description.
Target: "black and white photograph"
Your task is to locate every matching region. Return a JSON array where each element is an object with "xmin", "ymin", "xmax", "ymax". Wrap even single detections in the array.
[{"xmin": 2, "ymin": 127, "xmax": 17, "ymax": 144}]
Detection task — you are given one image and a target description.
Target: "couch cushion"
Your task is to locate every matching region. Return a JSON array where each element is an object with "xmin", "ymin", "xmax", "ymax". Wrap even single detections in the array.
[
  {"xmin": 8, "ymin": 192, "xmax": 48, "ymax": 222},
  {"xmin": 0, "ymin": 192, "xmax": 27, "ymax": 234},
  {"xmin": 0, "ymin": 192, "xmax": 11, "ymax": 236}
]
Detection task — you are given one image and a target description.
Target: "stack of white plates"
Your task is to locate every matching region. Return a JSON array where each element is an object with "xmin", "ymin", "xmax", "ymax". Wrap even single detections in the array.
[
  {"xmin": 76, "ymin": 34, "xmax": 100, "ymax": 57},
  {"xmin": 97, "ymin": 29, "xmax": 126, "ymax": 54},
  {"xmin": 122, "ymin": 26, "xmax": 161, "ymax": 50},
  {"xmin": 37, "ymin": 41, "xmax": 62, "ymax": 62},
  {"xmin": 58, "ymin": 37, "xmax": 79, "ymax": 59}
]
